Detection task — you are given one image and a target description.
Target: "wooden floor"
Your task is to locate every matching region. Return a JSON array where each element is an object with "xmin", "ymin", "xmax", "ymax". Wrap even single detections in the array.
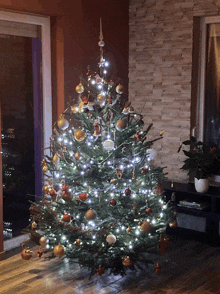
[{"xmin": 1, "ymin": 236, "xmax": 220, "ymax": 294}]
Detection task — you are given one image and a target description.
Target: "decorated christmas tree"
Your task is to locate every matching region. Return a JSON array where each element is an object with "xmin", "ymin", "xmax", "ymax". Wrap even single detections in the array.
[{"xmin": 23, "ymin": 20, "xmax": 175, "ymax": 276}]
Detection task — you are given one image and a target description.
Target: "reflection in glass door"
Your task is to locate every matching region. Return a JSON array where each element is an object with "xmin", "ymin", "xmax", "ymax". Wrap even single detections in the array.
[{"xmin": 0, "ymin": 35, "xmax": 42, "ymax": 239}]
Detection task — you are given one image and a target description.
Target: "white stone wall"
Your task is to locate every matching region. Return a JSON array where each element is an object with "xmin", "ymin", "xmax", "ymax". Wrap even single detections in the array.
[{"xmin": 129, "ymin": 0, "xmax": 220, "ymax": 182}]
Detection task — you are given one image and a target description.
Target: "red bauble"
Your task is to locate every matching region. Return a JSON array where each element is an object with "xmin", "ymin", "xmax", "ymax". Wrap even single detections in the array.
[
  {"xmin": 62, "ymin": 184, "xmax": 69, "ymax": 192},
  {"xmin": 125, "ymin": 188, "xmax": 131, "ymax": 196},
  {"xmin": 62, "ymin": 191, "xmax": 73, "ymax": 201},
  {"xmin": 110, "ymin": 199, "xmax": 117, "ymax": 206},
  {"xmin": 21, "ymin": 248, "xmax": 32, "ymax": 260},
  {"xmin": 62, "ymin": 214, "xmax": 71, "ymax": 222},
  {"xmin": 79, "ymin": 192, "xmax": 88, "ymax": 201},
  {"xmin": 49, "ymin": 190, "xmax": 57, "ymax": 198},
  {"xmin": 146, "ymin": 208, "xmax": 152, "ymax": 214}
]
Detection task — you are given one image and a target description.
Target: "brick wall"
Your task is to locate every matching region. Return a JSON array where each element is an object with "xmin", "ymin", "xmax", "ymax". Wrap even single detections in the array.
[{"xmin": 129, "ymin": 0, "xmax": 220, "ymax": 182}]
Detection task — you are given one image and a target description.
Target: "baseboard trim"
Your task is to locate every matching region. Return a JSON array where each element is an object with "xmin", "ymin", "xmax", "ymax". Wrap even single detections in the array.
[{"xmin": 0, "ymin": 251, "xmax": 5, "ymax": 261}]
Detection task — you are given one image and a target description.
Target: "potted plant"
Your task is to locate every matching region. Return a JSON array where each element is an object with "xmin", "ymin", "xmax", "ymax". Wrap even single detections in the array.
[{"xmin": 178, "ymin": 136, "xmax": 220, "ymax": 193}]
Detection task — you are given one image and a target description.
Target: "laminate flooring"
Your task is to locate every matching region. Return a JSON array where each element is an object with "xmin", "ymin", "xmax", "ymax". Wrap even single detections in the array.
[{"xmin": 1, "ymin": 236, "xmax": 220, "ymax": 294}]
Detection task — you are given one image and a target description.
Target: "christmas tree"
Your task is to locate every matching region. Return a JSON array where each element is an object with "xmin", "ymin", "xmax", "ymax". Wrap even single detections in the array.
[{"xmin": 24, "ymin": 20, "xmax": 175, "ymax": 276}]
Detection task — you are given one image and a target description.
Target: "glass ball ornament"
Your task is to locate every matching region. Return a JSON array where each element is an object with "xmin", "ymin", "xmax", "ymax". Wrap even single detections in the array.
[
  {"xmin": 62, "ymin": 191, "xmax": 73, "ymax": 201},
  {"xmin": 62, "ymin": 214, "xmax": 71, "ymax": 222},
  {"xmin": 85, "ymin": 208, "xmax": 97, "ymax": 220},
  {"xmin": 106, "ymin": 234, "xmax": 116, "ymax": 244},
  {"xmin": 53, "ymin": 154, "xmax": 60, "ymax": 169},
  {"xmin": 74, "ymin": 129, "xmax": 86, "ymax": 141},
  {"xmin": 140, "ymin": 221, "xmax": 152, "ymax": 232},
  {"xmin": 74, "ymin": 152, "xmax": 81, "ymax": 160},
  {"xmin": 21, "ymin": 248, "xmax": 32, "ymax": 260},
  {"xmin": 122, "ymin": 256, "xmax": 133, "ymax": 266},
  {"xmin": 57, "ymin": 115, "xmax": 69, "ymax": 131},
  {"xmin": 39, "ymin": 236, "xmax": 47, "ymax": 246},
  {"xmin": 53, "ymin": 244, "xmax": 65, "ymax": 257},
  {"xmin": 116, "ymin": 118, "xmax": 127, "ymax": 131},
  {"xmin": 79, "ymin": 192, "xmax": 88, "ymax": 201},
  {"xmin": 75, "ymin": 82, "xmax": 84, "ymax": 94},
  {"xmin": 110, "ymin": 199, "xmax": 116, "ymax": 206},
  {"xmin": 103, "ymin": 139, "xmax": 114, "ymax": 150},
  {"xmin": 97, "ymin": 93, "xmax": 106, "ymax": 105},
  {"xmin": 98, "ymin": 40, "xmax": 105, "ymax": 47},
  {"xmin": 116, "ymin": 84, "xmax": 124, "ymax": 94}
]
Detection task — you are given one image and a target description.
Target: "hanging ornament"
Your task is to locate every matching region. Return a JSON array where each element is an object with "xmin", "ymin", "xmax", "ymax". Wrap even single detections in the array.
[
  {"xmin": 62, "ymin": 214, "xmax": 71, "ymax": 222},
  {"xmin": 125, "ymin": 188, "xmax": 131, "ymax": 196},
  {"xmin": 126, "ymin": 227, "xmax": 131, "ymax": 233},
  {"xmin": 62, "ymin": 184, "xmax": 69, "ymax": 192},
  {"xmin": 169, "ymin": 219, "xmax": 178, "ymax": 228},
  {"xmin": 53, "ymin": 244, "xmax": 65, "ymax": 257},
  {"xmin": 106, "ymin": 234, "xmax": 116, "ymax": 244},
  {"xmin": 146, "ymin": 208, "xmax": 152, "ymax": 214},
  {"xmin": 74, "ymin": 152, "xmax": 81, "ymax": 160},
  {"xmin": 62, "ymin": 191, "xmax": 73, "ymax": 201},
  {"xmin": 122, "ymin": 256, "xmax": 133, "ymax": 266},
  {"xmin": 159, "ymin": 234, "xmax": 169, "ymax": 254},
  {"xmin": 160, "ymin": 130, "xmax": 165, "ymax": 136},
  {"xmin": 95, "ymin": 74, "xmax": 102, "ymax": 84},
  {"xmin": 76, "ymin": 238, "xmax": 81, "ymax": 244},
  {"xmin": 42, "ymin": 184, "xmax": 51, "ymax": 195},
  {"xmin": 75, "ymin": 82, "xmax": 84, "ymax": 94},
  {"xmin": 141, "ymin": 167, "xmax": 149, "ymax": 175},
  {"xmin": 97, "ymin": 93, "xmax": 106, "ymax": 105},
  {"xmin": 116, "ymin": 83, "xmax": 124, "ymax": 94},
  {"xmin": 115, "ymin": 167, "xmax": 124, "ymax": 179},
  {"xmin": 42, "ymin": 165, "xmax": 48, "ymax": 173},
  {"xmin": 79, "ymin": 192, "xmax": 88, "ymax": 201},
  {"xmin": 57, "ymin": 115, "xmax": 69, "ymax": 131},
  {"xmin": 74, "ymin": 129, "xmax": 86, "ymax": 141},
  {"xmin": 103, "ymin": 139, "xmax": 114, "ymax": 151},
  {"xmin": 140, "ymin": 221, "xmax": 152, "ymax": 232},
  {"xmin": 85, "ymin": 208, "xmax": 97, "ymax": 220},
  {"xmin": 37, "ymin": 248, "xmax": 43, "ymax": 258},
  {"xmin": 155, "ymin": 263, "xmax": 161, "ymax": 273},
  {"xmin": 53, "ymin": 154, "xmax": 60, "ymax": 169},
  {"xmin": 81, "ymin": 96, "xmax": 88, "ymax": 104},
  {"xmin": 31, "ymin": 221, "xmax": 37, "ymax": 230},
  {"xmin": 116, "ymin": 118, "xmax": 127, "ymax": 131},
  {"xmin": 147, "ymin": 148, "xmax": 157, "ymax": 160},
  {"xmin": 49, "ymin": 189, "xmax": 57, "ymax": 198},
  {"xmin": 93, "ymin": 122, "xmax": 101, "ymax": 136},
  {"xmin": 39, "ymin": 236, "xmax": 47, "ymax": 246},
  {"xmin": 132, "ymin": 170, "xmax": 136, "ymax": 180},
  {"xmin": 110, "ymin": 199, "xmax": 116, "ymax": 206},
  {"xmin": 96, "ymin": 266, "xmax": 105, "ymax": 276},
  {"xmin": 21, "ymin": 248, "xmax": 32, "ymax": 260},
  {"xmin": 110, "ymin": 178, "xmax": 117, "ymax": 185},
  {"xmin": 153, "ymin": 183, "xmax": 164, "ymax": 195}
]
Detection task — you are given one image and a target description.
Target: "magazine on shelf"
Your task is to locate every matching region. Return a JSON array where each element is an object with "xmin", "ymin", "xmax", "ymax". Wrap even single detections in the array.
[{"xmin": 177, "ymin": 199, "xmax": 210, "ymax": 210}]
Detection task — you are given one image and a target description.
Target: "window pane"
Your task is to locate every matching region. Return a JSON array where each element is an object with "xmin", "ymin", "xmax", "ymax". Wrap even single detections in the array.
[{"xmin": 0, "ymin": 35, "xmax": 35, "ymax": 239}]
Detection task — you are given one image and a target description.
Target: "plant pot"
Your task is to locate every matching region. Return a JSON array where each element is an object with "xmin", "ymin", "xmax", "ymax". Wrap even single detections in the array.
[{"xmin": 194, "ymin": 178, "xmax": 210, "ymax": 193}]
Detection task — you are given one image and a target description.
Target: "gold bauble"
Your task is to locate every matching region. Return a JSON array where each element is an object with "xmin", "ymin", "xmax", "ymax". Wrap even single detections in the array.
[
  {"xmin": 97, "ymin": 93, "xmax": 106, "ymax": 105},
  {"xmin": 57, "ymin": 115, "xmax": 69, "ymax": 131},
  {"xmin": 140, "ymin": 221, "xmax": 152, "ymax": 232},
  {"xmin": 85, "ymin": 208, "xmax": 97, "ymax": 220},
  {"xmin": 74, "ymin": 152, "xmax": 81, "ymax": 160},
  {"xmin": 126, "ymin": 227, "xmax": 131, "ymax": 233},
  {"xmin": 42, "ymin": 165, "xmax": 48, "ymax": 173},
  {"xmin": 116, "ymin": 84, "xmax": 124, "ymax": 94},
  {"xmin": 76, "ymin": 238, "xmax": 81, "ymax": 244},
  {"xmin": 169, "ymin": 220, "xmax": 178, "ymax": 228},
  {"xmin": 74, "ymin": 130, "xmax": 86, "ymax": 141},
  {"xmin": 53, "ymin": 154, "xmax": 60, "ymax": 169},
  {"xmin": 53, "ymin": 244, "xmax": 65, "ymax": 257},
  {"xmin": 39, "ymin": 236, "xmax": 47, "ymax": 246},
  {"xmin": 116, "ymin": 119, "xmax": 127, "ymax": 131},
  {"xmin": 75, "ymin": 82, "xmax": 84, "ymax": 94},
  {"xmin": 152, "ymin": 183, "xmax": 164, "ymax": 195},
  {"xmin": 43, "ymin": 184, "xmax": 50, "ymax": 195},
  {"xmin": 122, "ymin": 256, "xmax": 133, "ymax": 266}
]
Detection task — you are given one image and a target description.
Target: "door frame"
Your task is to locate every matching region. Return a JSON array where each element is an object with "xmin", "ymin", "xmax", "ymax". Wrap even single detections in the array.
[{"xmin": 0, "ymin": 10, "xmax": 52, "ymax": 253}]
